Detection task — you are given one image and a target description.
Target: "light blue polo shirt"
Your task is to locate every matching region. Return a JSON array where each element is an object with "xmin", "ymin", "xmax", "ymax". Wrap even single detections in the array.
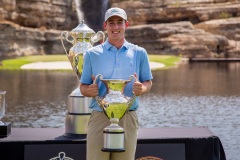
[{"xmin": 80, "ymin": 39, "xmax": 153, "ymax": 111}]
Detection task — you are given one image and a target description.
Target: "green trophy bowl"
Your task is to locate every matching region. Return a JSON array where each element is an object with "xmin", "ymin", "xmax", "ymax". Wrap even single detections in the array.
[{"xmin": 94, "ymin": 74, "xmax": 136, "ymax": 152}]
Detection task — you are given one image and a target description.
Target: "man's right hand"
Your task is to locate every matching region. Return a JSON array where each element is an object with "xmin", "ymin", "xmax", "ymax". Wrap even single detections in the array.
[{"xmin": 79, "ymin": 75, "xmax": 99, "ymax": 97}]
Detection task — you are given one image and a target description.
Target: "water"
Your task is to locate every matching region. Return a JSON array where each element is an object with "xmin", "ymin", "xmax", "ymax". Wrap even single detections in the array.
[{"xmin": 0, "ymin": 62, "xmax": 239, "ymax": 160}]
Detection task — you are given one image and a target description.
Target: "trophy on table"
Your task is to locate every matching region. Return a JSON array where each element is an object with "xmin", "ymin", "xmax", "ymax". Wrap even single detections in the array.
[
  {"xmin": 93, "ymin": 74, "xmax": 137, "ymax": 152},
  {"xmin": 61, "ymin": 20, "xmax": 105, "ymax": 138},
  {"xmin": 0, "ymin": 91, "xmax": 11, "ymax": 138}
]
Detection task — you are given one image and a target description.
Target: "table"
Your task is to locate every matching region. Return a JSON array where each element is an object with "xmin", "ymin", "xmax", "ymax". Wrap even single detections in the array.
[{"xmin": 0, "ymin": 127, "xmax": 226, "ymax": 160}]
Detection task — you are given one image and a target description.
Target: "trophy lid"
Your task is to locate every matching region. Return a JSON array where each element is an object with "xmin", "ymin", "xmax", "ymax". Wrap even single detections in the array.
[{"xmin": 71, "ymin": 20, "xmax": 95, "ymax": 34}]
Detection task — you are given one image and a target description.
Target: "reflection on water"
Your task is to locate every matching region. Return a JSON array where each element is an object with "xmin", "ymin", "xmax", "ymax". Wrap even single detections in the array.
[
  {"xmin": 0, "ymin": 62, "xmax": 240, "ymax": 160},
  {"xmin": 151, "ymin": 62, "xmax": 240, "ymax": 96},
  {"xmin": 139, "ymin": 94, "xmax": 239, "ymax": 160},
  {"xmin": 0, "ymin": 70, "xmax": 77, "ymax": 127},
  {"xmin": 139, "ymin": 62, "xmax": 240, "ymax": 160}
]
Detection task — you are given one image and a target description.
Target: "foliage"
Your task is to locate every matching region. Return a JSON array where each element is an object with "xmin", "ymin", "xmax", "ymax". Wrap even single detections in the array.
[
  {"xmin": 171, "ymin": 0, "xmax": 181, "ymax": 7},
  {"xmin": 218, "ymin": 11, "xmax": 232, "ymax": 19}
]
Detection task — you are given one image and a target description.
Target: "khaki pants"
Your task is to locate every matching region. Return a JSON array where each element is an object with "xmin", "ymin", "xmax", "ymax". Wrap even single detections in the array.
[{"xmin": 87, "ymin": 110, "xmax": 139, "ymax": 160}]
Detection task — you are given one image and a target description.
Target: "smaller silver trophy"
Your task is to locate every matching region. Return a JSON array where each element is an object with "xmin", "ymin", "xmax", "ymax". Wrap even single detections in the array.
[
  {"xmin": 0, "ymin": 91, "xmax": 11, "ymax": 137},
  {"xmin": 61, "ymin": 20, "xmax": 105, "ymax": 138},
  {"xmin": 93, "ymin": 74, "xmax": 136, "ymax": 152}
]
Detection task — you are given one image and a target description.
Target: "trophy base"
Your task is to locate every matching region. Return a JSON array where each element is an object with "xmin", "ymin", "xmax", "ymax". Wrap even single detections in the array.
[
  {"xmin": 102, "ymin": 148, "xmax": 125, "ymax": 152},
  {"xmin": 64, "ymin": 133, "xmax": 87, "ymax": 139},
  {"xmin": 0, "ymin": 122, "xmax": 11, "ymax": 138},
  {"xmin": 64, "ymin": 88, "xmax": 92, "ymax": 138},
  {"xmin": 65, "ymin": 113, "xmax": 91, "ymax": 135}
]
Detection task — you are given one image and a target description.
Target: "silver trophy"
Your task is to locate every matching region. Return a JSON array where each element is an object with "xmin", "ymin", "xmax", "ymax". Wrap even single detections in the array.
[
  {"xmin": 0, "ymin": 91, "xmax": 11, "ymax": 137},
  {"xmin": 93, "ymin": 74, "xmax": 136, "ymax": 152},
  {"xmin": 61, "ymin": 20, "xmax": 105, "ymax": 138}
]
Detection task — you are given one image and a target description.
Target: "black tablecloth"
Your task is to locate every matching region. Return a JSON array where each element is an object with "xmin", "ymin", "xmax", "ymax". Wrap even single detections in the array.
[{"xmin": 0, "ymin": 127, "xmax": 226, "ymax": 160}]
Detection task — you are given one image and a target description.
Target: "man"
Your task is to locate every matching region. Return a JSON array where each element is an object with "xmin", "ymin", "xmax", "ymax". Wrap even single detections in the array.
[{"xmin": 80, "ymin": 7, "xmax": 153, "ymax": 160}]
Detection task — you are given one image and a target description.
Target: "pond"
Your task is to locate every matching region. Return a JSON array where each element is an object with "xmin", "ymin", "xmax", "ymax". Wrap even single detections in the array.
[{"xmin": 0, "ymin": 62, "xmax": 239, "ymax": 160}]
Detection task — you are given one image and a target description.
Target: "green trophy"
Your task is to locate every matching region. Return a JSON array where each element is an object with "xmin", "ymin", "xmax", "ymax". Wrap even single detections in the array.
[{"xmin": 93, "ymin": 74, "xmax": 136, "ymax": 152}]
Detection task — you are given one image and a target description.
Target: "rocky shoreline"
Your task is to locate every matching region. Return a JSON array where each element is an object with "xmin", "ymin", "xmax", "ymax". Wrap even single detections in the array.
[{"xmin": 0, "ymin": 0, "xmax": 240, "ymax": 59}]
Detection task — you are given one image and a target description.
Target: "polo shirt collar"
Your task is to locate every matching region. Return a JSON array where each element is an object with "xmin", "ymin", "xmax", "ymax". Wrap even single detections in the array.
[{"xmin": 104, "ymin": 39, "xmax": 129, "ymax": 50}]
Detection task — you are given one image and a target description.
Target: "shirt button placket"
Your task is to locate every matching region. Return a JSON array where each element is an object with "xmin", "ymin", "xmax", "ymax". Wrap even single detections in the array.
[{"xmin": 116, "ymin": 50, "xmax": 120, "ymax": 67}]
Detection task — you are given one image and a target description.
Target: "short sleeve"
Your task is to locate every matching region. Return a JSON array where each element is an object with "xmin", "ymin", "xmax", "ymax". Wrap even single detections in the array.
[{"xmin": 80, "ymin": 51, "xmax": 92, "ymax": 84}]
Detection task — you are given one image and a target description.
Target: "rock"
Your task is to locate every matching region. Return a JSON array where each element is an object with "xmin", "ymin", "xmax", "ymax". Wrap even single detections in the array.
[
  {"xmin": 111, "ymin": 0, "xmax": 240, "ymax": 57},
  {"xmin": 194, "ymin": 17, "xmax": 240, "ymax": 41},
  {"xmin": 112, "ymin": 0, "xmax": 240, "ymax": 25},
  {"xmin": 0, "ymin": 21, "xmax": 68, "ymax": 58},
  {"xmin": 126, "ymin": 21, "xmax": 230, "ymax": 57},
  {"xmin": 1, "ymin": 0, "xmax": 240, "ymax": 58},
  {"xmin": 0, "ymin": 0, "xmax": 78, "ymax": 30}
]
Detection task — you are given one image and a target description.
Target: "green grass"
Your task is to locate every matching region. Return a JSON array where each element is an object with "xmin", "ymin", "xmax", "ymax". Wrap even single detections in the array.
[
  {"xmin": 0, "ymin": 54, "xmax": 181, "ymax": 70},
  {"xmin": 0, "ymin": 55, "xmax": 68, "ymax": 70},
  {"xmin": 148, "ymin": 55, "xmax": 181, "ymax": 68}
]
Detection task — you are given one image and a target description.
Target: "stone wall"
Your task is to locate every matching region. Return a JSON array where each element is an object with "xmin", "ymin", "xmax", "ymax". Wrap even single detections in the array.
[
  {"xmin": 0, "ymin": 0, "xmax": 108, "ymax": 58},
  {"xmin": 111, "ymin": 0, "xmax": 240, "ymax": 57},
  {"xmin": 125, "ymin": 21, "xmax": 230, "ymax": 57},
  {"xmin": 112, "ymin": 0, "xmax": 240, "ymax": 25},
  {"xmin": 0, "ymin": 0, "xmax": 78, "ymax": 30},
  {"xmin": 0, "ymin": 21, "xmax": 65, "ymax": 57},
  {"xmin": 1, "ymin": 0, "xmax": 240, "ymax": 59},
  {"xmin": 0, "ymin": 0, "xmax": 79, "ymax": 58}
]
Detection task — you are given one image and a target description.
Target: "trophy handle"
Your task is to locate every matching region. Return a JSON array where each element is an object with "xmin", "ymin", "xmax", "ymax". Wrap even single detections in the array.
[
  {"xmin": 128, "ymin": 75, "xmax": 138, "ymax": 107},
  {"xmin": 91, "ymin": 31, "xmax": 105, "ymax": 44},
  {"xmin": 129, "ymin": 74, "xmax": 137, "ymax": 82},
  {"xmin": 93, "ymin": 74, "xmax": 103, "ymax": 103},
  {"xmin": 61, "ymin": 31, "xmax": 74, "ymax": 55},
  {"xmin": 93, "ymin": 74, "xmax": 103, "ymax": 85}
]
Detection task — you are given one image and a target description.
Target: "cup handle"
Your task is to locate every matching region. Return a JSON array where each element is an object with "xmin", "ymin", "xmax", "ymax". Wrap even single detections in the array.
[
  {"xmin": 93, "ymin": 74, "xmax": 103, "ymax": 104},
  {"xmin": 129, "ymin": 74, "xmax": 137, "ymax": 96},
  {"xmin": 128, "ymin": 75, "xmax": 138, "ymax": 106},
  {"xmin": 93, "ymin": 74, "xmax": 103, "ymax": 85},
  {"xmin": 91, "ymin": 31, "xmax": 105, "ymax": 44},
  {"xmin": 129, "ymin": 74, "xmax": 138, "ymax": 83},
  {"xmin": 60, "ymin": 31, "xmax": 74, "ymax": 55}
]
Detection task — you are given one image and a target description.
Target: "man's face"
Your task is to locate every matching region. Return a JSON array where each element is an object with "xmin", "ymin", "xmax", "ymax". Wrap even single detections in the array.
[{"xmin": 104, "ymin": 16, "xmax": 129, "ymax": 41}]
